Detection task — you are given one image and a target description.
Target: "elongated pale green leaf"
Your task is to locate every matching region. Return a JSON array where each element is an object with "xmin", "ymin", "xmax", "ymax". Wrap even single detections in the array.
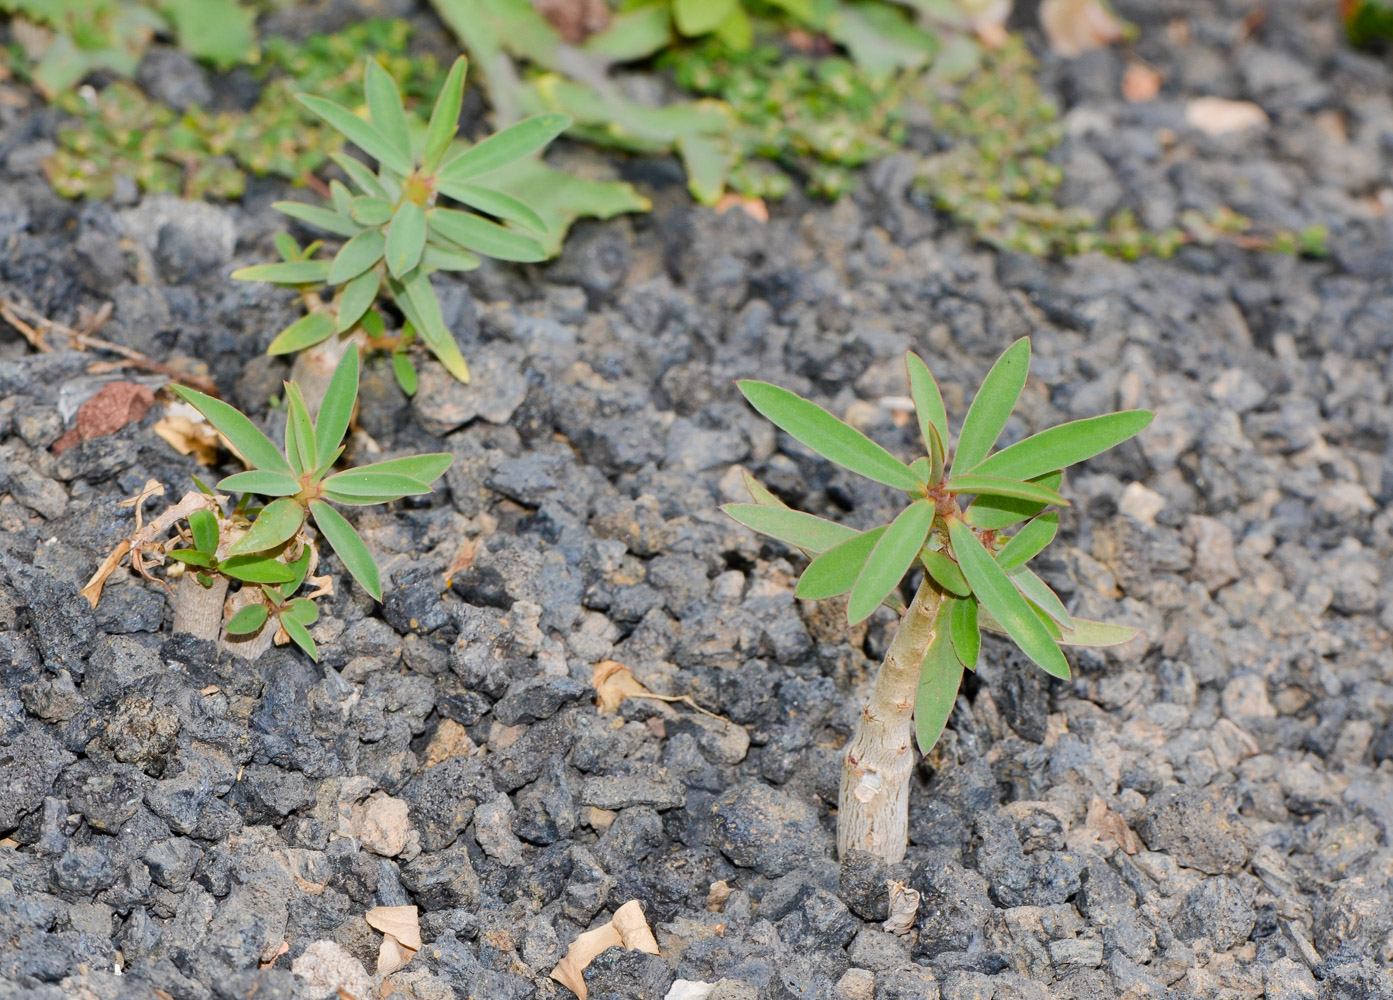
[
  {"xmin": 796, "ymin": 526, "xmax": 886, "ymax": 600},
  {"xmin": 953, "ymin": 337, "xmax": 1030, "ymax": 473},
  {"xmin": 675, "ymin": 0, "xmax": 736, "ymax": 35},
  {"xmin": 385, "ymin": 202, "xmax": 427, "ymax": 278},
  {"xmin": 328, "ymin": 230, "xmax": 386, "ymax": 285},
  {"xmin": 329, "ymin": 181, "xmax": 354, "ymax": 217},
  {"xmin": 945, "ymin": 475, "xmax": 1068, "ymax": 507},
  {"xmin": 738, "ymin": 382, "xmax": 920, "ymax": 491},
  {"xmin": 392, "ymin": 352, "xmax": 417, "ymax": 396},
  {"xmin": 346, "ymin": 454, "xmax": 453, "ymax": 485},
  {"xmin": 337, "ymin": 269, "xmax": 380, "ymax": 332},
  {"xmin": 322, "ymin": 470, "xmax": 434, "ymax": 500},
  {"xmin": 279, "ymin": 612, "xmax": 319, "ymax": 660},
  {"xmin": 996, "ymin": 512, "xmax": 1057, "ymax": 571},
  {"xmin": 921, "ymin": 548, "xmax": 970, "ymax": 597},
  {"xmin": 314, "ymin": 350, "xmax": 359, "ymax": 471},
  {"xmin": 228, "ymin": 497, "xmax": 305, "ymax": 556},
  {"xmin": 423, "ymin": 56, "xmax": 468, "ymax": 173},
  {"xmin": 967, "ymin": 411, "xmax": 1154, "ymax": 481},
  {"xmin": 428, "ymin": 208, "xmax": 546, "ymax": 262},
  {"xmin": 189, "ymin": 509, "xmax": 218, "ymax": 555},
  {"xmin": 1055, "ymin": 617, "xmax": 1139, "ymax": 647},
  {"xmin": 848, "ymin": 501, "xmax": 934, "ymax": 624},
  {"xmin": 964, "ymin": 471, "xmax": 1062, "ymax": 530},
  {"xmin": 422, "ymin": 244, "xmax": 484, "ymax": 272},
  {"xmin": 364, "ymin": 58, "xmax": 411, "ymax": 166},
  {"xmin": 437, "ymin": 113, "xmax": 572, "ymax": 184},
  {"xmin": 391, "ymin": 271, "xmax": 470, "ymax": 382},
  {"xmin": 915, "ymin": 606, "xmax": 964, "ymax": 754},
  {"xmin": 166, "ymin": 549, "xmax": 214, "ymax": 568},
  {"xmin": 273, "ymin": 201, "xmax": 361, "ymax": 239},
  {"xmin": 225, "ymin": 603, "xmax": 269, "ymax": 635},
  {"xmin": 350, "ymin": 197, "xmax": 394, "ymax": 227},
  {"xmin": 949, "ymin": 596, "xmax": 980, "ymax": 669},
  {"xmin": 216, "ymin": 470, "xmax": 301, "ymax": 497},
  {"xmin": 284, "ymin": 383, "xmax": 317, "ymax": 479},
  {"xmin": 434, "ymin": 182, "xmax": 547, "ymax": 234},
  {"xmin": 310, "ymin": 499, "xmax": 382, "ymax": 601},
  {"xmin": 724, "ymin": 504, "xmax": 858, "ymax": 554},
  {"xmin": 297, "ymin": 94, "xmax": 413, "ymax": 176},
  {"xmin": 286, "ymin": 546, "xmax": 312, "ymax": 595},
  {"xmin": 220, "ymin": 554, "xmax": 298, "ymax": 584},
  {"xmin": 927, "ymin": 423, "xmax": 946, "ymax": 488},
  {"xmin": 948, "ymin": 517, "xmax": 1069, "ymax": 679},
  {"xmin": 274, "ymin": 232, "xmax": 301, "ymax": 262},
  {"xmin": 231, "ymin": 260, "xmax": 330, "ymax": 285},
  {"xmin": 331, "ymin": 153, "xmax": 388, "ymax": 199},
  {"xmin": 906, "ymin": 351, "xmax": 948, "ymax": 459},
  {"xmin": 170, "ymin": 386, "xmax": 294, "ymax": 476},
  {"xmin": 268, "ymin": 312, "xmax": 337, "ymax": 356},
  {"xmin": 742, "ymin": 471, "xmax": 786, "ymax": 509},
  {"xmin": 1010, "ymin": 567, "xmax": 1072, "ymax": 628}
]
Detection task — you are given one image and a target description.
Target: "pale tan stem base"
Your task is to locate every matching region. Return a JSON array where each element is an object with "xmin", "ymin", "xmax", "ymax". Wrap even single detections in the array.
[
  {"xmin": 172, "ymin": 573, "xmax": 229, "ymax": 641},
  {"xmin": 837, "ymin": 579, "xmax": 943, "ymax": 863}
]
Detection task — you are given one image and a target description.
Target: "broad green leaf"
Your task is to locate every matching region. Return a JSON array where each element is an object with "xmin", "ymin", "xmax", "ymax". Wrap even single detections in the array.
[
  {"xmin": 286, "ymin": 597, "xmax": 319, "ymax": 626},
  {"xmin": 392, "ymin": 353, "xmax": 417, "ymax": 396},
  {"xmin": 322, "ymin": 470, "xmax": 435, "ymax": 501},
  {"xmin": 296, "ymin": 94, "xmax": 413, "ymax": 176},
  {"xmin": 283, "ymin": 383, "xmax": 317, "ymax": 479},
  {"xmin": 676, "ymin": 133, "xmax": 730, "ymax": 205},
  {"xmin": 427, "ymin": 208, "xmax": 546, "ymax": 262},
  {"xmin": 996, "ymin": 512, "xmax": 1058, "ymax": 571},
  {"xmin": 964, "ymin": 471, "xmax": 1063, "ymax": 530},
  {"xmin": 337, "ymin": 269, "xmax": 380, "ymax": 332},
  {"xmin": 345, "ymin": 454, "xmax": 453, "ymax": 484},
  {"xmin": 723, "ymin": 504, "xmax": 858, "ymax": 554},
  {"xmin": 949, "ymin": 596, "xmax": 980, "ymax": 669},
  {"xmin": 385, "ymin": 202, "xmax": 427, "ymax": 278},
  {"xmin": 231, "ymin": 260, "xmax": 330, "ymax": 285},
  {"xmin": 225, "ymin": 603, "xmax": 269, "ymax": 635},
  {"xmin": 220, "ymin": 554, "xmax": 298, "ymax": 584},
  {"xmin": 1010, "ymin": 567, "xmax": 1073, "ymax": 628},
  {"xmin": 329, "ymin": 181, "xmax": 353, "ymax": 217},
  {"xmin": 583, "ymin": 4, "xmax": 672, "ymax": 60},
  {"xmin": 314, "ymin": 350, "xmax": 359, "ymax": 471},
  {"xmin": 915, "ymin": 605, "xmax": 964, "ymax": 754},
  {"xmin": 437, "ymin": 113, "xmax": 572, "ymax": 184},
  {"xmin": 392, "ymin": 271, "xmax": 470, "ymax": 382},
  {"xmin": 434, "ymin": 183, "xmax": 547, "ymax": 234},
  {"xmin": 331, "ymin": 153, "xmax": 388, "ymax": 199},
  {"xmin": 274, "ymin": 201, "xmax": 361, "ymax": 239},
  {"xmin": 166, "ymin": 549, "xmax": 214, "ymax": 568},
  {"xmin": 921, "ymin": 548, "xmax": 971, "ymax": 597},
  {"xmin": 189, "ymin": 509, "xmax": 218, "ymax": 555},
  {"xmin": 165, "ymin": 0, "xmax": 254, "ymax": 69},
  {"xmin": 422, "ymin": 244, "xmax": 484, "ymax": 272},
  {"xmin": 350, "ymin": 197, "xmax": 394, "ymax": 227},
  {"xmin": 945, "ymin": 475, "xmax": 1068, "ymax": 507},
  {"xmin": 848, "ymin": 501, "xmax": 934, "ymax": 624},
  {"xmin": 268, "ymin": 312, "xmax": 337, "ymax": 356},
  {"xmin": 216, "ymin": 470, "xmax": 301, "ymax": 497},
  {"xmin": 364, "ymin": 58, "xmax": 411, "ymax": 166},
  {"xmin": 738, "ymin": 382, "xmax": 920, "ymax": 491},
  {"xmin": 953, "ymin": 337, "xmax": 1030, "ymax": 473},
  {"xmin": 948, "ymin": 517, "xmax": 1069, "ymax": 679},
  {"xmin": 965, "ymin": 411, "xmax": 1155, "ymax": 481},
  {"xmin": 674, "ymin": 0, "xmax": 736, "ymax": 35},
  {"xmin": 169, "ymin": 386, "xmax": 294, "ymax": 476},
  {"xmin": 423, "ymin": 56, "xmax": 468, "ymax": 173},
  {"xmin": 228, "ymin": 497, "xmax": 305, "ymax": 556},
  {"xmin": 796, "ymin": 526, "xmax": 886, "ymax": 600},
  {"xmin": 279, "ymin": 613, "xmax": 319, "ymax": 661},
  {"xmin": 906, "ymin": 351, "xmax": 949, "ymax": 460},
  {"xmin": 310, "ymin": 499, "xmax": 382, "ymax": 601},
  {"xmin": 328, "ymin": 230, "xmax": 387, "ymax": 285}
]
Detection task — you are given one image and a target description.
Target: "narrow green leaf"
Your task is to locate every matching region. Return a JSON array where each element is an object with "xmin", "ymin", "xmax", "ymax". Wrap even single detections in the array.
[
  {"xmin": 742, "ymin": 471, "xmax": 786, "ymax": 509},
  {"xmin": 310, "ymin": 499, "xmax": 382, "ymax": 601},
  {"xmin": 723, "ymin": 504, "xmax": 859, "ymax": 555},
  {"xmin": 947, "ymin": 517, "xmax": 1069, "ymax": 679},
  {"xmin": 915, "ymin": 604, "xmax": 964, "ymax": 754},
  {"xmin": 996, "ymin": 512, "xmax": 1058, "ymax": 571},
  {"xmin": 423, "ymin": 55, "xmax": 468, "ymax": 173},
  {"xmin": 350, "ymin": 197, "xmax": 394, "ymax": 227},
  {"xmin": 331, "ymin": 153, "xmax": 388, "ymax": 199},
  {"xmin": 166, "ymin": 549, "xmax": 214, "ymax": 568},
  {"xmin": 169, "ymin": 386, "xmax": 294, "ymax": 476},
  {"xmin": 322, "ymin": 470, "xmax": 434, "ymax": 500},
  {"xmin": 906, "ymin": 351, "xmax": 949, "ymax": 459},
  {"xmin": 385, "ymin": 202, "xmax": 427, "ymax": 278},
  {"xmin": 216, "ymin": 470, "xmax": 301, "ymax": 497},
  {"xmin": 1010, "ymin": 567, "xmax": 1073, "ymax": 628},
  {"xmin": 337, "ymin": 269, "xmax": 380, "ymax": 333},
  {"xmin": 231, "ymin": 260, "xmax": 330, "ymax": 285},
  {"xmin": 434, "ymin": 183, "xmax": 547, "ymax": 234},
  {"xmin": 927, "ymin": 422, "xmax": 946, "ymax": 488},
  {"xmin": 945, "ymin": 475, "xmax": 1069, "ymax": 507},
  {"xmin": 391, "ymin": 272, "xmax": 470, "ymax": 382},
  {"xmin": 921, "ymin": 548, "xmax": 970, "ymax": 597},
  {"xmin": 329, "ymin": 181, "xmax": 353, "ymax": 217},
  {"xmin": 189, "ymin": 509, "xmax": 218, "ymax": 555},
  {"xmin": 965, "ymin": 411, "xmax": 1155, "ymax": 482},
  {"xmin": 964, "ymin": 471, "xmax": 1062, "ymax": 530},
  {"xmin": 328, "ymin": 230, "xmax": 387, "ymax": 285},
  {"xmin": 392, "ymin": 352, "xmax": 417, "ymax": 396},
  {"xmin": 364, "ymin": 58, "xmax": 411, "ymax": 166},
  {"xmin": 738, "ymin": 382, "xmax": 920, "ymax": 491},
  {"xmin": 286, "ymin": 546, "xmax": 313, "ymax": 595},
  {"xmin": 286, "ymin": 597, "xmax": 319, "ymax": 626},
  {"xmin": 279, "ymin": 612, "xmax": 319, "ymax": 660},
  {"xmin": 795, "ymin": 525, "xmax": 886, "ymax": 600},
  {"xmin": 953, "ymin": 337, "xmax": 1030, "ymax": 473},
  {"xmin": 345, "ymin": 454, "xmax": 453, "ymax": 484},
  {"xmin": 949, "ymin": 596, "xmax": 980, "ymax": 669},
  {"xmin": 436, "ymin": 113, "xmax": 572, "ymax": 183},
  {"xmin": 228, "ymin": 497, "xmax": 305, "ymax": 556},
  {"xmin": 314, "ymin": 350, "xmax": 359, "ymax": 471},
  {"xmin": 296, "ymin": 93, "xmax": 413, "ymax": 176},
  {"xmin": 848, "ymin": 500, "xmax": 934, "ymax": 624},
  {"xmin": 427, "ymin": 208, "xmax": 546, "ymax": 263},
  {"xmin": 422, "ymin": 244, "xmax": 483, "ymax": 272},
  {"xmin": 1054, "ymin": 617, "xmax": 1140, "ymax": 647},
  {"xmin": 273, "ymin": 233, "xmax": 301, "ymax": 261},
  {"xmin": 274, "ymin": 201, "xmax": 361, "ymax": 239},
  {"xmin": 267, "ymin": 312, "xmax": 337, "ymax": 356},
  {"xmin": 220, "ymin": 555, "xmax": 298, "ymax": 584},
  {"xmin": 284, "ymin": 383, "xmax": 317, "ymax": 479},
  {"xmin": 225, "ymin": 603, "xmax": 269, "ymax": 635}
]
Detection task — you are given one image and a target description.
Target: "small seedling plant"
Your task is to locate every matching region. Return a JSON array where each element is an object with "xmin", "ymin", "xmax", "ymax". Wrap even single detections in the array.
[
  {"xmin": 233, "ymin": 55, "xmax": 571, "ymax": 395},
  {"xmin": 153, "ymin": 350, "xmax": 450, "ymax": 659},
  {"xmin": 725, "ymin": 337, "xmax": 1153, "ymax": 863}
]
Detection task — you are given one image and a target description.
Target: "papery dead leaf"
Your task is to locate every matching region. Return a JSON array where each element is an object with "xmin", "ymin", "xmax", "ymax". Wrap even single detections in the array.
[
  {"xmin": 153, "ymin": 402, "xmax": 220, "ymax": 466},
  {"xmin": 1185, "ymin": 97, "xmax": 1269, "ymax": 136},
  {"xmin": 550, "ymin": 900, "xmax": 659, "ymax": 1000},
  {"xmin": 366, "ymin": 905, "xmax": 421, "ymax": 976},
  {"xmin": 706, "ymin": 880, "xmax": 732, "ymax": 913},
  {"xmin": 1082, "ymin": 796, "xmax": 1141, "ymax": 854},
  {"xmin": 1040, "ymin": 0, "xmax": 1126, "ymax": 57},
  {"xmin": 594, "ymin": 660, "xmax": 656, "ymax": 715},
  {"xmin": 882, "ymin": 879, "xmax": 921, "ymax": 936}
]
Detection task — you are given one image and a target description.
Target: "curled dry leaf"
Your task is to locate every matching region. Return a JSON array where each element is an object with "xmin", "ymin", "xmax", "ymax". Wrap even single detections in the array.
[
  {"xmin": 1077, "ymin": 796, "xmax": 1141, "ymax": 855},
  {"xmin": 52, "ymin": 381, "xmax": 155, "ymax": 455},
  {"xmin": 153, "ymin": 401, "xmax": 220, "ymax": 466},
  {"xmin": 1185, "ymin": 97, "xmax": 1270, "ymax": 136},
  {"xmin": 593, "ymin": 660, "xmax": 658, "ymax": 715},
  {"xmin": 550, "ymin": 900, "xmax": 660, "ymax": 1000},
  {"xmin": 881, "ymin": 880, "xmax": 921, "ymax": 936},
  {"xmin": 366, "ymin": 904, "xmax": 421, "ymax": 976},
  {"xmin": 706, "ymin": 880, "xmax": 732, "ymax": 913},
  {"xmin": 1040, "ymin": 0, "xmax": 1127, "ymax": 57}
]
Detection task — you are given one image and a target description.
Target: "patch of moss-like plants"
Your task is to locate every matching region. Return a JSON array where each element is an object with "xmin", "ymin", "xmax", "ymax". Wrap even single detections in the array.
[{"xmin": 726, "ymin": 338, "xmax": 1152, "ymax": 862}]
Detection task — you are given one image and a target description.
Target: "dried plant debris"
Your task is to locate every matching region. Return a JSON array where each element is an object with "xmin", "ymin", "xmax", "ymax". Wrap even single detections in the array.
[{"xmin": 550, "ymin": 900, "xmax": 660, "ymax": 1000}]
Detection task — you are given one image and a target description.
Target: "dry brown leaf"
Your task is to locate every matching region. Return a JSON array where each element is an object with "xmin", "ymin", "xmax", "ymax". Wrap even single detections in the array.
[
  {"xmin": 706, "ymin": 880, "xmax": 732, "ymax": 913},
  {"xmin": 715, "ymin": 194, "xmax": 769, "ymax": 222},
  {"xmin": 593, "ymin": 660, "xmax": 656, "ymax": 715},
  {"xmin": 153, "ymin": 403, "xmax": 220, "ymax": 466},
  {"xmin": 550, "ymin": 900, "xmax": 659, "ymax": 999},
  {"xmin": 367, "ymin": 905, "xmax": 421, "ymax": 977},
  {"xmin": 1074, "ymin": 796, "xmax": 1141, "ymax": 855},
  {"xmin": 1185, "ymin": 97, "xmax": 1269, "ymax": 136},
  {"xmin": 1122, "ymin": 63, "xmax": 1162, "ymax": 102},
  {"xmin": 882, "ymin": 880, "xmax": 921, "ymax": 936},
  {"xmin": 52, "ymin": 381, "xmax": 155, "ymax": 455},
  {"xmin": 1040, "ymin": 0, "xmax": 1126, "ymax": 57}
]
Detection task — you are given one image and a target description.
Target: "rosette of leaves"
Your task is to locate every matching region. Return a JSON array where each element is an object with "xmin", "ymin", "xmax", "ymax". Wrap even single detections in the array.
[
  {"xmin": 232, "ymin": 55, "xmax": 571, "ymax": 388},
  {"xmin": 168, "ymin": 350, "xmax": 452, "ymax": 658}
]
